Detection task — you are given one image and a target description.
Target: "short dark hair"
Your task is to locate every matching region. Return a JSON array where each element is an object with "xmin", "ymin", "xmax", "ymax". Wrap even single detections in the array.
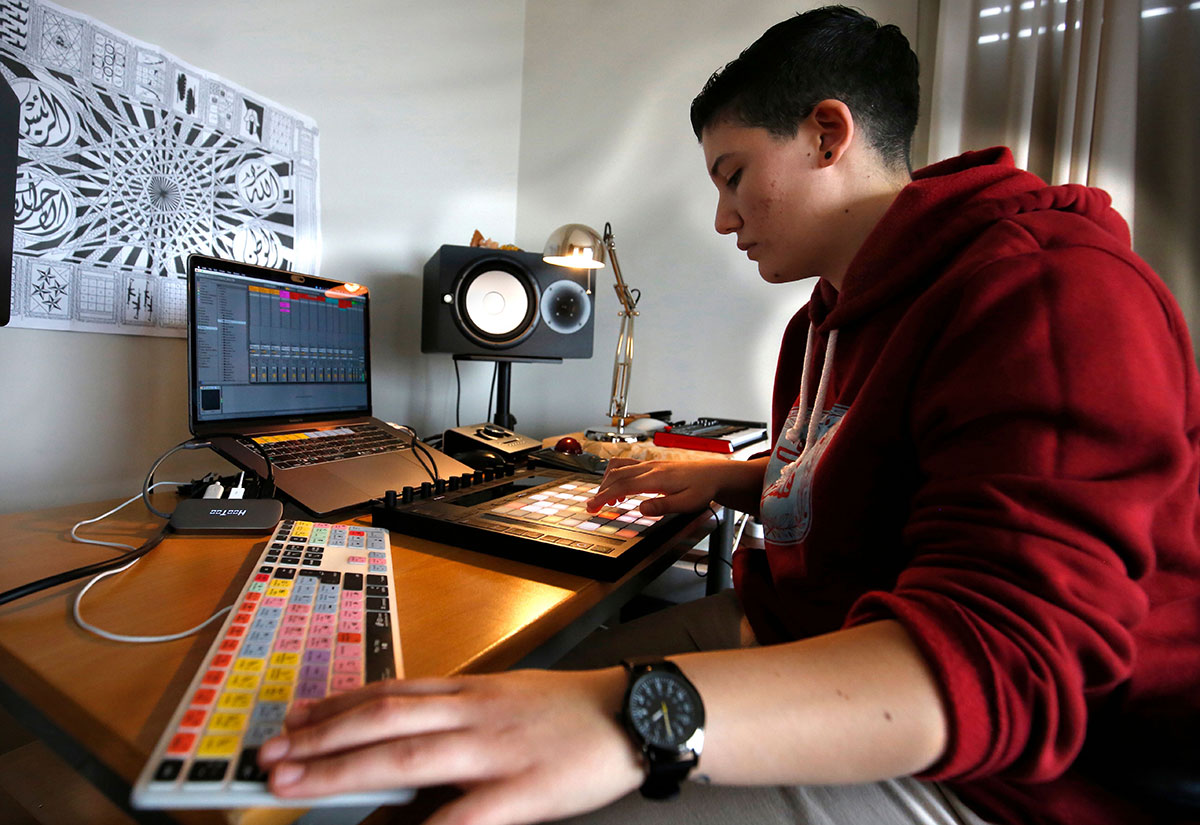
[{"xmin": 690, "ymin": 6, "xmax": 919, "ymax": 171}]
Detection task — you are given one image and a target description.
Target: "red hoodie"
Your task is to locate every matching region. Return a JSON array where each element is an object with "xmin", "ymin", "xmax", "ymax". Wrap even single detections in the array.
[{"xmin": 734, "ymin": 148, "xmax": 1200, "ymax": 825}]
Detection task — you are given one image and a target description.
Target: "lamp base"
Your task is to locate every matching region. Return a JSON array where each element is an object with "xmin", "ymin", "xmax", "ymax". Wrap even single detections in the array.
[{"xmin": 584, "ymin": 423, "xmax": 648, "ymax": 443}]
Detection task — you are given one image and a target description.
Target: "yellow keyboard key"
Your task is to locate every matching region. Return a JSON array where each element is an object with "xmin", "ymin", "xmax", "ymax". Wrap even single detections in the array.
[
  {"xmin": 259, "ymin": 683, "xmax": 293, "ymax": 703},
  {"xmin": 208, "ymin": 713, "xmax": 248, "ymax": 733},
  {"xmin": 226, "ymin": 672, "xmax": 260, "ymax": 690},
  {"xmin": 197, "ymin": 734, "xmax": 240, "ymax": 758},
  {"xmin": 265, "ymin": 666, "xmax": 297, "ymax": 683},
  {"xmin": 217, "ymin": 691, "xmax": 255, "ymax": 709}
]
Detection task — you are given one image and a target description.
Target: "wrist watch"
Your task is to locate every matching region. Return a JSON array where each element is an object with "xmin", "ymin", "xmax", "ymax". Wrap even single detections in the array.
[{"xmin": 620, "ymin": 658, "xmax": 706, "ymax": 799}]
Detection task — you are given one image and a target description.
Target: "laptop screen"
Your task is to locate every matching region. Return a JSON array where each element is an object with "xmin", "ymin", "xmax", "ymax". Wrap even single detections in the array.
[{"xmin": 188, "ymin": 256, "xmax": 371, "ymax": 429}]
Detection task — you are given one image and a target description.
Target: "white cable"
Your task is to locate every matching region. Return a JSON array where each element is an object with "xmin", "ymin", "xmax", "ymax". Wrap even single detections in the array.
[
  {"xmin": 70, "ymin": 481, "xmax": 186, "ymax": 551},
  {"xmin": 730, "ymin": 510, "xmax": 752, "ymax": 551},
  {"xmin": 73, "ymin": 560, "xmax": 234, "ymax": 643},
  {"xmin": 69, "ymin": 480, "xmax": 236, "ymax": 644}
]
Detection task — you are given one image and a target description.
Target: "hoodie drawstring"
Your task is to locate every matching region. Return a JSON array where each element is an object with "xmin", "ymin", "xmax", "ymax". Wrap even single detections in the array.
[{"xmin": 782, "ymin": 326, "xmax": 839, "ymax": 476}]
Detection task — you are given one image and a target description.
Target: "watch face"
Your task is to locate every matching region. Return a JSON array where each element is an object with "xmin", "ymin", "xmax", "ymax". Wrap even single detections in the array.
[{"xmin": 628, "ymin": 672, "xmax": 702, "ymax": 749}]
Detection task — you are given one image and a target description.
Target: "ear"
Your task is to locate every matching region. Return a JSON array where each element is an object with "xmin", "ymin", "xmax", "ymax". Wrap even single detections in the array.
[{"xmin": 809, "ymin": 99, "xmax": 854, "ymax": 165}]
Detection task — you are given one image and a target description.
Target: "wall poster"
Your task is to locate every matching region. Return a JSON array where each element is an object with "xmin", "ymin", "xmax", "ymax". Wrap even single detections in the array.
[{"xmin": 0, "ymin": 0, "xmax": 320, "ymax": 336}]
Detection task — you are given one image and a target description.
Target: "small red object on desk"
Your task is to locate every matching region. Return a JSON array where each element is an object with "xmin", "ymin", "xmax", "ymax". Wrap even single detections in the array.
[
  {"xmin": 651, "ymin": 418, "xmax": 767, "ymax": 454},
  {"xmin": 554, "ymin": 436, "xmax": 584, "ymax": 455}
]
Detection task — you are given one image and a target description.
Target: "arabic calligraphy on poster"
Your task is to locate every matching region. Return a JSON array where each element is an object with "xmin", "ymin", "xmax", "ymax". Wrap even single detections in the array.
[{"xmin": 0, "ymin": 0, "xmax": 320, "ymax": 336}]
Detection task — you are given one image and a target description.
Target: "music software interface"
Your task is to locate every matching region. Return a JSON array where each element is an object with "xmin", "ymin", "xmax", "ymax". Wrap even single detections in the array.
[{"xmin": 194, "ymin": 266, "xmax": 369, "ymax": 422}]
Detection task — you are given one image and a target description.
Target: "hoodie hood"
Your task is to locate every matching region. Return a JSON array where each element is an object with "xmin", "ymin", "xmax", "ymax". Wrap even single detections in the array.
[{"xmin": 809, "ymin": 147, "xmax": 1132, "ymax": 332}]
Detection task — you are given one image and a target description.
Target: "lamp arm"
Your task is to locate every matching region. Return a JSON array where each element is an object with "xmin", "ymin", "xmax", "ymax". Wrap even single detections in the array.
[
  {"xmin": 608, "ymin": 310, "xmax": 634, "ymax": 421},
  {"xmin": 603, "ymin": 223, "xmax": 639, "ymax": 317},
  {"xmin": 603, "ymin": 223, "xmax": 638, "ymax": 425}
]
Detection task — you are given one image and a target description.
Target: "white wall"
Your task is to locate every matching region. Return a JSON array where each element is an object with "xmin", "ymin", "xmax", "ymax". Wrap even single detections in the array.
[
  {"xmin": 509, "ymin": 0, "xmax": 919, "ymax": 437},
  {"xmin": 0, "ymin": 0, "xmax": 527, "ymax": 512},
  {"xmin": 0, "ymin": 0, "xmax": 923, "ymax": 514}
]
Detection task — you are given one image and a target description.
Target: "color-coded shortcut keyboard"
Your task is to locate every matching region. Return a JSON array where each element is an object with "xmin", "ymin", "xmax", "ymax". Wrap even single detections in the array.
[{"xmin": 131, "ymin": 520, "xmax": 414, "ymax": 809}]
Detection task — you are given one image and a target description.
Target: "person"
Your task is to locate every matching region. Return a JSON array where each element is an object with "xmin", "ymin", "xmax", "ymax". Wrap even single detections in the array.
[{"xmin": 257, "ymin": 7, "xmax": 1200, "ymax": 825}]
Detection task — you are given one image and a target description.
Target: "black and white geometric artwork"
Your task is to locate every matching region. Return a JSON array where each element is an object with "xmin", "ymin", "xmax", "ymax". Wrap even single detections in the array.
[{"xmin": 1, "ymin": 0, "xmax": 320, "ymax": 336}]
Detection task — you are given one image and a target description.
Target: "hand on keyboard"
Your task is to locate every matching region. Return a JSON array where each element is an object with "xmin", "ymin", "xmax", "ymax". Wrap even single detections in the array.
[{"xmin": 258, "ymin": 668, "xmax": 644, "ymax": 822}]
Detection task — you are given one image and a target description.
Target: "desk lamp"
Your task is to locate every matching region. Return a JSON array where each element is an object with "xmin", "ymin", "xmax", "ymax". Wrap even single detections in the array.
[{"xmin": 543, "ymin": 222, "xmax": 644, "ymax": 442}]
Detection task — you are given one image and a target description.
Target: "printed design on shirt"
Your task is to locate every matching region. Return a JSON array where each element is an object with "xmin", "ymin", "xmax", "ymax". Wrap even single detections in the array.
[{"xmin": 761, "ymin": 403, "xmax": 849, "ymax": 546}]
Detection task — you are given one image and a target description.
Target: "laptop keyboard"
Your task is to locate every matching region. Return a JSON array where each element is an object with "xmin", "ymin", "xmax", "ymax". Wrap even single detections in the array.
[{"xmin": 244, "ymin": 424, "xmax": 408, "ymax": 469}]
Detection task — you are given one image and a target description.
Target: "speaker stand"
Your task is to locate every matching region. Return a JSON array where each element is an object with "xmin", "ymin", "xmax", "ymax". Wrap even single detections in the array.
[{"xmin": 453, "ymin": 354, "xmax": 563, "ymax": 429}]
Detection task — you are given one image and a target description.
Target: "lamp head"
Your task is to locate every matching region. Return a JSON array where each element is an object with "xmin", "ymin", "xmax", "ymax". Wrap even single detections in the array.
[{"xmin": 542, "ymin": 223, "xmax": 606, "ymax": 269}]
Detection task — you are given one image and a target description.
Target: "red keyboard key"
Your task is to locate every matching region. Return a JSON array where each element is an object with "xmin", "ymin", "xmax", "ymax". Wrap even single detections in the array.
[
  {"xmin": 192, "ymin": 688, "xmax": 217, "ymax": 705},
  {"xmin": 166, "ymin": 732, "xmax": 196, "ymax": 755},
  {"xmin": 181, "ymin": 708, "xmax": 207, "ymax": 728}
]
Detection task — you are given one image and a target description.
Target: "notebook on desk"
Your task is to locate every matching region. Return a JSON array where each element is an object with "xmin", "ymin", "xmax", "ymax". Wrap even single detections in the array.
[{"xmin": 187, "ymin": 254, "xmax": 472, "ymax": 516}]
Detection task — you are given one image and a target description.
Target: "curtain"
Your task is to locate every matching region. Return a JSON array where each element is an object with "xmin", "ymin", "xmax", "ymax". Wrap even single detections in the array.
[{"xmin": 918, "ymin": 0, "xmax": 1200, "ymax": 353}]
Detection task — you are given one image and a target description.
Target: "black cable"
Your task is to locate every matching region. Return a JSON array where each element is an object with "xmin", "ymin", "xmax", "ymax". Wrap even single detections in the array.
[
  {"xmin": 0, "ymin": 521, "xmax": 171, "ymax": 607},
  {"xmin": 454, "ymin": 357, "xmax": 462, "ymax": 428},
  {"xmin": 412, "ymin": 441, "xmax": 439, "ymax": 482},
  {"xmin": 392, "ymin": 425, "xmax": 439, "ymax": 483},
  {"xmin": 486, "ymin": 363, "xmax": 497, "ymax": 424},
  {"xmin": 2, "ymin": 437, "xmax": 278, "ymax": 608},
  {"xmin": 142, "ymin": 435, "xmax": 277, "ymax": 519},
  {"xmin": 693, "ymin": 505, "xmax": 739, "ymax": 579},
  {"xmin": 198, "ymin": 432, "xmax": 276, "ymax": 492},
  {"xmin": 691, "ymin": 548, "xmax": 734, "ymax": 579}
]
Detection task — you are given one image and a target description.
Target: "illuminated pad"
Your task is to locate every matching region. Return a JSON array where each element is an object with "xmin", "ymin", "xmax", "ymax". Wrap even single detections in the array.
[
  {"xmin": 131, "ymin": 520, "xmax": 412, "ymax": 809},
  {"xmin": 489, "ymin": 482, "xmax": 664, "ymax": 541}
]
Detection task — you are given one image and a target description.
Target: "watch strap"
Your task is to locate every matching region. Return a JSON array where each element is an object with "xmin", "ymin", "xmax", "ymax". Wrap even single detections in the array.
[
  {"xmin": 622, "ymin": 657, "xmax": 683, "ymax": 678},
  {"xmin": 639, "ymin": 757, "xmax": 694, "ymax": 800}
]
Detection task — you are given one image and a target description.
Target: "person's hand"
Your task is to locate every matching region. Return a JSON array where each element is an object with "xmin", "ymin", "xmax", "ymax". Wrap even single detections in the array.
[
  {"xmin": 257, "ymin": 668, "xmax": 642, "ymax": 825},
  {"xmin": 585, "ymin": 457, "xmax": 732, "ymax": 515}
]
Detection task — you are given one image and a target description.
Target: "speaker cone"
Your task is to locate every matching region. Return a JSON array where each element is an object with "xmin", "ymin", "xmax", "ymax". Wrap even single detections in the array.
[{"xmin": 453, "ymin": 260, "xmax": 539, "ymax": 347}]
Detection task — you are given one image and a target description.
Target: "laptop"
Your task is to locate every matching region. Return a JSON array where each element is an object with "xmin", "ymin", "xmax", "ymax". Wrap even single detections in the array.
[{"xmin": 186, "ymin": 254, "xmax": 472, "ymax": 516}]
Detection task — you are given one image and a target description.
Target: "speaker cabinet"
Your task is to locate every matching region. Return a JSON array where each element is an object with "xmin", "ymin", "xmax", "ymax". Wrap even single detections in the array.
[
  {"xmin": 0, "ymin": 72, "xmax": 17, "ymax": 327},
  {"xmin": 422, "ymin": 245, "xmax": 594, "ymax": 359}
]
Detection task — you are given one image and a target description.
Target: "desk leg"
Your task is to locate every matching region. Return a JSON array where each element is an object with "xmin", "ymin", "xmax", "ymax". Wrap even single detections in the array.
[{"xmin": 706, "ymin": 507, "xmax": 736, "ymax": 595}]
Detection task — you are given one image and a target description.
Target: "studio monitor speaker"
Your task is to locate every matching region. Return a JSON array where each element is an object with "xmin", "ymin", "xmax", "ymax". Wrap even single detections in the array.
[
  {"xmin": 0, "ymin": 72, "xmax": 17, "ymax": 327},
  {"xmin": 422, "ymin": 245, "xmax": 594, "ymax": 359}
]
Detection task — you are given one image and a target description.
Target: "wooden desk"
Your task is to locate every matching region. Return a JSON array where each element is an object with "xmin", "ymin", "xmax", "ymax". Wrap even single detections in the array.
[{"xmin": 0, "ymin": 495, "xmax": 712, "ymax": 825}]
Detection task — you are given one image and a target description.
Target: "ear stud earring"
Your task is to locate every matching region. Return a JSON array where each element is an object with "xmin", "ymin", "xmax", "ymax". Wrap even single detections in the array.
[{"xmin": 824, "ymin": 151, "xmax": 833, "ymax": 160}]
